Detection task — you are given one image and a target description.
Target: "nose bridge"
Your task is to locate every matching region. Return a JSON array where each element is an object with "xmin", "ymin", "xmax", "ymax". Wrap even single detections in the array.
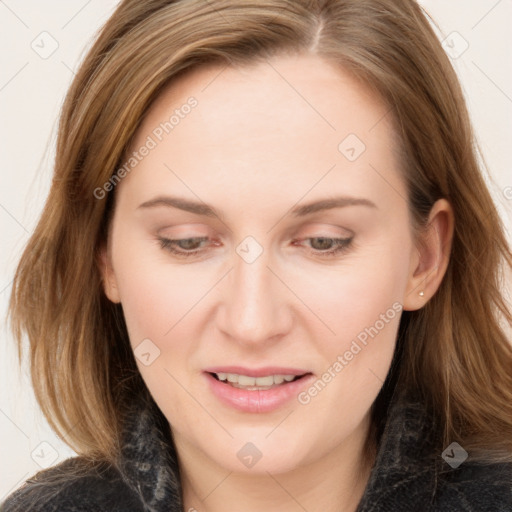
[{"xmin": 218, "ymin": 242, "xmax": 289, "ymax": 343}]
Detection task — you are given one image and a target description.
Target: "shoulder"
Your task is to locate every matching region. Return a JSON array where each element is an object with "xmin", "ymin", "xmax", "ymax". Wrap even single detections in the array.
[
  {"xmin": 434, "ymin": 460, "xmax": 512, "ymax": 511},
  {"xmin": 1, "ymin": 456, "xmax": 143, "ymax": 512}
]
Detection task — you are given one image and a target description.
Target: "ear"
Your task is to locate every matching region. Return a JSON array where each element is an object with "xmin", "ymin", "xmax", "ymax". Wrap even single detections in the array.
[
  {"xmin": 403, "ymin": 198, "xmax": 454, "ymax": 311},
  {"xmin": 97, "ymin": 240, "xmax": 121, "ymax": 304}
]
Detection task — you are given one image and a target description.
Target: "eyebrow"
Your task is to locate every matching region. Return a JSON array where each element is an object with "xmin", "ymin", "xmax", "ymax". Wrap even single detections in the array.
[{"xmin": 137, "ymin": 195, "xmax": 377, "ymax": 219}]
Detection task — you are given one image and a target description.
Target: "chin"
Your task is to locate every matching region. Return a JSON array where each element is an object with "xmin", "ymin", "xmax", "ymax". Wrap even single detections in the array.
[{"xmin": 202, "ymin": 431, "xmax": 312, "ymax": 475}]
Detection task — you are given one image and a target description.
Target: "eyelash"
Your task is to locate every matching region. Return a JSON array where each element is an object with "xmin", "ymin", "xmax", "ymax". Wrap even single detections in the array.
[{"xmin": 157, "ymin": 236, "xmax": 353, "ymax": 259}]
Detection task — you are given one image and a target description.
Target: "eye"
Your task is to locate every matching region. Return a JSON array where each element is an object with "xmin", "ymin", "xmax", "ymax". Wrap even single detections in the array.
[
  {"xmin": 157, "ymin": 236, "xmax": 211, "ymax": 258},
  {"xmin": 157, "ymin": 235, "xmax": 354, "ymax": 259},
  {"xmin": 296, "ymin": 236, "xmax": 353, "ymax": 258}
]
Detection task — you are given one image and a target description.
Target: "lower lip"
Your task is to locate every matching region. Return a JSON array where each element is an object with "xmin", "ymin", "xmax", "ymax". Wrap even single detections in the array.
[{"xmin": 204, "ymin": 372, "xmax": 315, "ymax": 413}]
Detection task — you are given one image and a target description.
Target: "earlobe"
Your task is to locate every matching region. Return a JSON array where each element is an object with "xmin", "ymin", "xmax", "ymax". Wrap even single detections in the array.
[
  {"xmin": 403, "ymin": 199, "xmax": 454, "ymax": 311},
  {"xmin": 97, "ymin": 243, "xmax": 121, "ymax": 304}
]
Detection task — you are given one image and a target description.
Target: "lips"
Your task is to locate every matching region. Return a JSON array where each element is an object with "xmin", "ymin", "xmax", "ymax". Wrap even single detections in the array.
[{"xmin": 203, "ymin": 366, "xmax": 314, "ymax": 413}]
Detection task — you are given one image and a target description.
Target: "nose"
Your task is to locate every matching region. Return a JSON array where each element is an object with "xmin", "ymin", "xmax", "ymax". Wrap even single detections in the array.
[{"xmin": 216, "ymin": 246, "xmax": 293, "ymax": 346}]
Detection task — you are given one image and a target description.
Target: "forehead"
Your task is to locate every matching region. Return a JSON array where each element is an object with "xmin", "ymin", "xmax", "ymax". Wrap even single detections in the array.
[
  {"xmin": 146, "ymin": 53, "xmax": 389, "ymax": 138},
  {"xmin": 116, "ymin": 53, "xmax": 403, "ymax": 214}
]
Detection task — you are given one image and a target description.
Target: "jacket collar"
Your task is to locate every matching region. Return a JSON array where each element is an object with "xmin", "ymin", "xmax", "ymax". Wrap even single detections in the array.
[
  {"xmin": 116, "ymin": 392, "xmax": 183, "ymax": 512},
  {"xmin": 356, "ymin": 385, "xmax": 441, "ymax": 511},
  {"xmin": 115, "ymin": 386, "xmax": 439, "ymax": 512}
]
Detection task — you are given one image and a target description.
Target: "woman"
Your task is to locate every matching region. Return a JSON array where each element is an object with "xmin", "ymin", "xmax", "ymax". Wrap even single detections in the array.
[{"xmin": 3, "ymin": 0, "xmax": 512, "ymax": 510}]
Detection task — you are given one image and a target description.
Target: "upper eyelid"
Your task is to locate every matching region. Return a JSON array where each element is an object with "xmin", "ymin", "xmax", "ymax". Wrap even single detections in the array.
[
  {"xmin": 150, "ymin": 212, "xmax": 359, "ymax": 235},
  {"xmin": 156, "ymin": 223, "xmax": 354, "ymax": 237}
]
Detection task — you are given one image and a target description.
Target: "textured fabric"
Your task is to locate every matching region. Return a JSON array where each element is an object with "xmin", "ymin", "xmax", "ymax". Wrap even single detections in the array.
[
  {"xmin": 355, "ymin": 391, "xmax": 512, "ymax": 511},
  {"xmin": 2, "ymin": 387, "xmax": 511, "ymax": 512}
]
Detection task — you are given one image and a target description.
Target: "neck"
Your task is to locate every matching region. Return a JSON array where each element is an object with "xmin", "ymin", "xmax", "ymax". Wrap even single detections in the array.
[{"xmin": 175, "ymin": 412, "xmax": 376, "ymax": 512}]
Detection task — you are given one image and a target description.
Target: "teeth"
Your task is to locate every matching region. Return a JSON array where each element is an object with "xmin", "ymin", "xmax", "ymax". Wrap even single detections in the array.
[{"xmin": 214, "ymin": 372, "xmax": 300, "ymax": 388}]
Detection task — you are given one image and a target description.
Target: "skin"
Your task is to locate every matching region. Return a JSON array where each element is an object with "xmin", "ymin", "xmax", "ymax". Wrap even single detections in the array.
[{"xmin": 100, "ymin": 53, "xmax": 454, "ymax": 512}]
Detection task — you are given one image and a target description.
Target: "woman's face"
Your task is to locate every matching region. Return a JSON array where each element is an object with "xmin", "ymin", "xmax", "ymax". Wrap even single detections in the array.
[{"xmin": 101, "ymin": 53, "xmax": 424, "ymax": 474}]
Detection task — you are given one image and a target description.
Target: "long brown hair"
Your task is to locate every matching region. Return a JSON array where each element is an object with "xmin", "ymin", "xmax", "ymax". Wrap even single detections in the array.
[{"xmin": 8, "ymin": 0, "xmax": 512, "ymax": 469}]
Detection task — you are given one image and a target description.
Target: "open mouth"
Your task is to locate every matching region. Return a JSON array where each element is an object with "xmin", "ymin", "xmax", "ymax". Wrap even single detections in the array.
[{"xmin": 208, "ymin": 371, "xmax": 310, "ymax": 391}]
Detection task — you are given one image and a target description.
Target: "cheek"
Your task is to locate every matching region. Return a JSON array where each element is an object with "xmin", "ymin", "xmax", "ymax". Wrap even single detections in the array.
[
  {"xmin": 293, "ymin": 267, "xmax": 403, "ymax": 470},
  {"xmin": 292, "ymin": 234, "xmax": 410, "ymax": 405},
  {"xmin": 297, "ymin": 234, "xmax": 410, "ymax": 352},
  {"xmin": 112, "ymin": 250, "xmax": 205, "ymax": 415},
  {"xmin": 110, "ymin": 234, "xmax": 204, "ymax": 354}
]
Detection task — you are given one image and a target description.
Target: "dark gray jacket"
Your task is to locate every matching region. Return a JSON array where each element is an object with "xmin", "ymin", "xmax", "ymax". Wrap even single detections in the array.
[{"xmin": 2, "ymin": 386, "xmax": 511, "ymax": 512}]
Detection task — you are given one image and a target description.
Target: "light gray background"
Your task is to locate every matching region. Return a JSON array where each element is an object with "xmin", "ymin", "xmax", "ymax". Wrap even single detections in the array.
[{"xmin": 1, "ymin": 0, "xmax": 511, "ymax": 499}]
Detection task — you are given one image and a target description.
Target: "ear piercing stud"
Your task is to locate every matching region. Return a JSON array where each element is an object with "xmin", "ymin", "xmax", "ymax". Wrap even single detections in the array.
[{"xmin": 419, "ymin": 291, "xmax": 425, "ymax": 297}]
